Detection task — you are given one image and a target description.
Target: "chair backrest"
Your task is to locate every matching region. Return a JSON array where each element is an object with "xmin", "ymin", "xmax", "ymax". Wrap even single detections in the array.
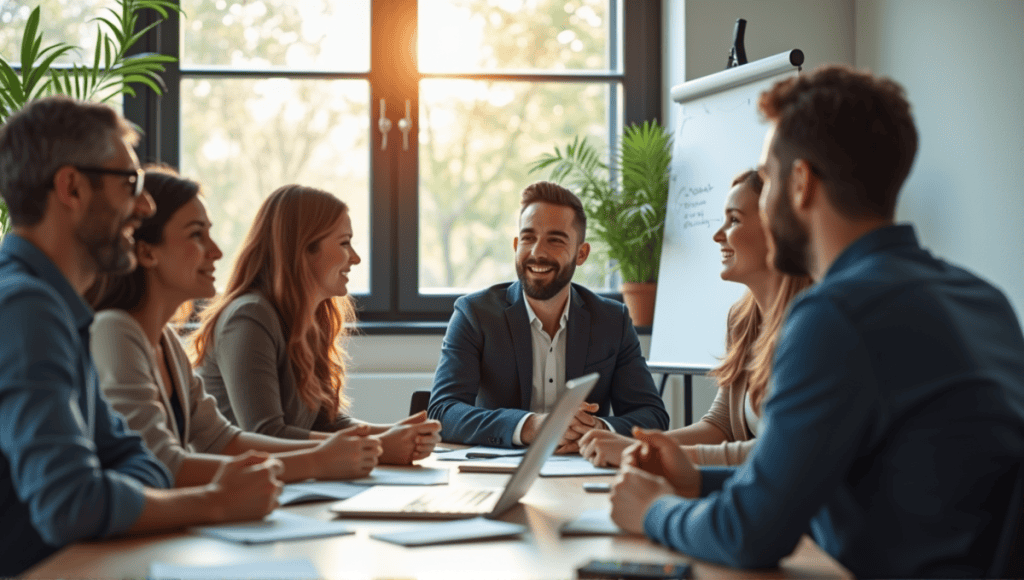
[
  {"xmin": 988, "ymin": 462, "xmax": 1024, "ymax": 578},
  {"xmin": 409, "ymin": 390, "xmax": 431, "ymax": 416}
]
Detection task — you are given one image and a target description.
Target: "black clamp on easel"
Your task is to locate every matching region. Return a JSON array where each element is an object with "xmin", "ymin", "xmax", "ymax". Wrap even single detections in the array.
[{"xmin": 727, "ymin": 18, "xmax": 748, "ymax": 68}]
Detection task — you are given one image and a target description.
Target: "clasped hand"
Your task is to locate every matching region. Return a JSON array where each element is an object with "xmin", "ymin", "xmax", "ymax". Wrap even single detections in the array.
[
  {"xmin": 579, "ymin": 429, "xmax": 632, "ymax": 466},
  {"xmin": 316, "ymin": 424, "xmax": 382, "ymax": 479},
  {"xmin": 208, "ymin": 450, "xmax": 284, "ymax": 522},
  {"xmin": 523, "ymin": 402, "xmax": 608, "ymax": 453},
  {"xmin": 376, "ymin": 410, "xmax": 442, "ymax": 465},
  {"xmin": 609, "ymin": 427, "xmax": 701, "ymax": 534}
]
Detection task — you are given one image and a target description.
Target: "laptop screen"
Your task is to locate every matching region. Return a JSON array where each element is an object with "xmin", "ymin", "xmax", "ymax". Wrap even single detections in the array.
[{"xmin": 490, "ymin": 372, "xmax": 600, "ymax": 515}]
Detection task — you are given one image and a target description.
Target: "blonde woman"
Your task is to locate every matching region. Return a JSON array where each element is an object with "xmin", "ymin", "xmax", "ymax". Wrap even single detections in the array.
[
  {"xmin": 580, "ymin": 170, "xmax": 813, "ymax": 466},
  {"xmin": 89, "ymin": 167, "xmax": 382, "ymax": 486},
  {"xmin": 194, "ymin": 185, "xmax": 441, "ymax": 464}
]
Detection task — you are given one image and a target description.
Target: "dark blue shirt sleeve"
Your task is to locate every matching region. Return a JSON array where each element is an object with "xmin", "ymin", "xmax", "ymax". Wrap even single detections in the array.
[
  {"xmin": 92, "ymin": 382, "xmax": 173, "ymax": 488},
  {"xmin": 0, "ymin": 286, "xmax": 168, "ymax": 547},
  {"xmin": 642, "ymin": 295, "xmax": 877, "ymax": 568}
]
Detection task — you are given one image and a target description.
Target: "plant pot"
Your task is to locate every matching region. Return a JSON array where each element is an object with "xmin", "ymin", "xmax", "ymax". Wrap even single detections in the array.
[{"xmin": 620, "ymin": 282, "xmax": 657, "ymax": 328}]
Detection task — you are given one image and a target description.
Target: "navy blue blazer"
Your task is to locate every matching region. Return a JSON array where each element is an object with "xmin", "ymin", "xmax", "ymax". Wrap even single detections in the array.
[{"xmin": 428, "ymin": 281, "xmax": 669, "ymax": 446}]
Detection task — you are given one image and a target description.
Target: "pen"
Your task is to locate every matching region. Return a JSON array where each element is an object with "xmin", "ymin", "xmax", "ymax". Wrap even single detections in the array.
[{"xmin": 465, "ymin": 452, "xmax": 524, "ymax": 459}]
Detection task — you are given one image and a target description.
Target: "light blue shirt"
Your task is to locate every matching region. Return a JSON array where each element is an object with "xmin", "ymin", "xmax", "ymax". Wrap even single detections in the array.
[
  {"xmin": 0, "ymin": 234, "xmax": 172, "ymax": 576},
  {"xmin": 642, "ymin": 225, "xmax": 1024, "ymax": 578}
]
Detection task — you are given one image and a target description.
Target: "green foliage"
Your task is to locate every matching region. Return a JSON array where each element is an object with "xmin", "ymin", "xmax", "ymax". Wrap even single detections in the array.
[
  {"xmin": 530, "ymin": 120, "xmax": 673, "ymax": 283},
  {"xmin": 0, "ymin": 0, "xmax": 181, "ymax": 236}
]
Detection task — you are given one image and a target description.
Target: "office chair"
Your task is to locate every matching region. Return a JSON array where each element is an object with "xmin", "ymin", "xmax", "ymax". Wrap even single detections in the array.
[
  {"xmin": 988, "ymin": 463, "xmax": 1024, "ymax": 578},
  {"xmin": 409, "ymin": 390, "xmax": 431, "ymax": 416}
]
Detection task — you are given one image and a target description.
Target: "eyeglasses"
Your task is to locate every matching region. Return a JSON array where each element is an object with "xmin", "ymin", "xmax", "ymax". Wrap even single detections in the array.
[{"xmin": 75, "ymin": 166, "xmax": 146, "ymax": 197}]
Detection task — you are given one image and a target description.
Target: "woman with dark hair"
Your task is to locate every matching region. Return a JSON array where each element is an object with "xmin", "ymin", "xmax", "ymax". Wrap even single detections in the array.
[
  {"xmin": 193, "ymin": 184, "xmax": 441, "ymax": 464},
  {"xmin": 580, "ymin": 169, "xmax": 813, "ymax": 467},
  {"xmin": 89, "ymin": 166, "xmax": 382, "ymax": 487}
]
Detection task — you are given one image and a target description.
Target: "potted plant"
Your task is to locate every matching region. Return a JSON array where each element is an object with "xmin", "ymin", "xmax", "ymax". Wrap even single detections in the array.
[
  {"xmin": 529, "ymin": 120, "xmax": 673, "ymax": 327},
  {"xmin": 0, "ymin": 0, "xmax": 180, "ymax": 238}
]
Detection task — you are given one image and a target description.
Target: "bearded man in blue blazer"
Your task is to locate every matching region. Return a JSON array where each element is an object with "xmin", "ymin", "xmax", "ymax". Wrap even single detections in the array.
[{"xmin": 428, "ymin": 181, "xmax": 669, "ymax": 449}]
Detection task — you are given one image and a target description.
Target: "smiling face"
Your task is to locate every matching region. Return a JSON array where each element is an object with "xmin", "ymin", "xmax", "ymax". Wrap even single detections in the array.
[
  {"xmin": 309, "ymin": 210, "xmax": 360, "ymax": 302},
  {"xmin": 74, "ymin": 136, "xmax": 155, "ymax": 275},
  {"xmin": 712, "ymin": 182, "xmax": 772, "ymax": 287},
  {"xmin": 143, "ymin": 197, "xmax": 222, "ymax": 303},
  {"xmin": 514, "ymin": 201, "xmax": 589, "ymax": 302}
]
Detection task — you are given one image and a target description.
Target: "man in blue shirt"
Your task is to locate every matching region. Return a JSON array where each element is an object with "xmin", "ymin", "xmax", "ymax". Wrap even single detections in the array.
[
  {"xmin": 0, "ymin": 96, "xmax": 284, "ymax": 576},
  {"xmin": 609, "ymin": 65, "xmax": 1024, "ymax": 578}
]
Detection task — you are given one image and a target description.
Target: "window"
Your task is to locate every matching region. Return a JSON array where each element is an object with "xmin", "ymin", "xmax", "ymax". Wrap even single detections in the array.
[
  {"xmin": 125, "ymin": 0, "xmax": 661, "ymax": 323},
  {"xmin": 1, "ymin": 1, "xmax": 115, "ymax": 65},
  {"xmin": 1, "ymin": 0, "xmax": 125, "ymax": 112}
]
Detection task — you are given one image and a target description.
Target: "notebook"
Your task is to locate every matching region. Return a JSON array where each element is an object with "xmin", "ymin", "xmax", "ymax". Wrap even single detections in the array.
[
  {"xmin": 329, "ymin": 372, "xmax": 599, "ymax": 520},
  {"xmin": 370, "ymin": 517, "xmax": 526, "ymax": 546}
]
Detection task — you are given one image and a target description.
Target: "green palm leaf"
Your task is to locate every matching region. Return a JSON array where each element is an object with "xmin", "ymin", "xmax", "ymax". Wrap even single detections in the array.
[
  {"xmin": 0, "ymin": 0, "xmax": 183, "ymax": 236},
  {"xmin": 530, "ymin": 121, "xmax": 673, "ymax": 283}
]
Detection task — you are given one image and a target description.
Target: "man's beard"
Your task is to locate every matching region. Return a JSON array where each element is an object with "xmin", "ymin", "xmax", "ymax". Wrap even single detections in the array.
[
  {"xmin": 767, "ymin": 173, "xmax": 811, "ymax": 277},
  {"xmin": 516, "ymin": 257, "xmax": 575, "ymax": 301},
  {"xmin": 75, "ymin": 196, "xmax": 136, "ymax": 275}
]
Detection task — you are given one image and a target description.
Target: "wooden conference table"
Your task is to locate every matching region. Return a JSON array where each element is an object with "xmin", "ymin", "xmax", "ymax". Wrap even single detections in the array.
[{"xmin": 25, "ymin": 452, "xmax": 851, "ymax": 579}]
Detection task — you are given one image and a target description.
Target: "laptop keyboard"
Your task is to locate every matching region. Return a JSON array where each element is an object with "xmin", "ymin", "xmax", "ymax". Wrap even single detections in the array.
[{"xmin": 400, "ymin": 488, "xmax": 496, "ymax": 514}]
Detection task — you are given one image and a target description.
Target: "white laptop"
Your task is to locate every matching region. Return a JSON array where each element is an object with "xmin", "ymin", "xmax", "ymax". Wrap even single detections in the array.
[{"xmin": 329, "ymin": 372, "xmax": 600, "ymax": 520}]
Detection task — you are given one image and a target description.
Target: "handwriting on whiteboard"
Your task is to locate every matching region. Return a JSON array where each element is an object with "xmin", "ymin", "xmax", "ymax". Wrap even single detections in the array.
[{"xmin": 673, "ymin": 183, "xmax": 718, "ymax": 230}]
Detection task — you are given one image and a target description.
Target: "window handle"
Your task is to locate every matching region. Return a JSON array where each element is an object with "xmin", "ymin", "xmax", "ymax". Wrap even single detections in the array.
[
  {"xmin": 398, "ymin": 99, "xmax": 412, "ymax": 151},
  {"xmin": 378, "ymin": 98, "xmax": 393, "ymax": 150}
]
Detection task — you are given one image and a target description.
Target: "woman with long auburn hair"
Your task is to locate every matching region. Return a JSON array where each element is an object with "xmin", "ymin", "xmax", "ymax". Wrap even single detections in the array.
[
  {"xmin": 580, "ymin": 169, "xmax": 813, "ymax": 466},
  {"xmin": 193, "ymin": 184, "xmax": 441, "ymax": 464},
  {"xmin": 89, "ymin": 166, "xmax": 382, "ymax": 488}
]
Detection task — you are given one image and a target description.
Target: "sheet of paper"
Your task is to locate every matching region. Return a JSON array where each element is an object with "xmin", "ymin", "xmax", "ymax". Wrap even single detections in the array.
[
  {"xmin": 191, "ymin": 510, "xmax": 354, "ymax": 544},
  {"xmin": 350, "ymin": 465, "xmax": 450, "ymax": 486},
  {"xmin": 370, "ymin": 517, "xmax": 526, "ymax": 547},
  {"xmin": 150, "ymin": 558, "xmax": 320, "ymax": 580},
  {"xmin": 457, "ymin": 454, "xmax": 616, "ymax": 477},
  {"xmin": 279, "ymin": 481, "xmax": 368, "ymax": 505},
  {"xmin": 560, "ymin": 508, "xmax": 626, "ymax": 536},
  {"xmin": 434, "ymin": 446, "xmax": 527, "ymax": 461},
  {"xmin": 539, "ymin": 456, "xmax": 617, "ymax": 477}
]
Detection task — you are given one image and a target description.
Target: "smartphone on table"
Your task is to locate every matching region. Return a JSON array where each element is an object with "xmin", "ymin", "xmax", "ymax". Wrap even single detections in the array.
[{"xmin": 576, "ymin": 559, "xmax": 691, "ymax": 579}]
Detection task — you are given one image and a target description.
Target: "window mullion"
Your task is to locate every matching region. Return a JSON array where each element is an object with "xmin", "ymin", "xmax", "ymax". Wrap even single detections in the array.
[
  {"xmin": 123, "ymin": 0, "xmax": 181, "ymax": 168},
  {"xmin": 363, "ymin": 0, "xmax": 420, "ymax": 319}
]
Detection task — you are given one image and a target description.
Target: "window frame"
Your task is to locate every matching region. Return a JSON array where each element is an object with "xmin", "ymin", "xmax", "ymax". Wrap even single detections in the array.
[{"xmin": 125, "ymin": 0, "xmax": 662, "ymax": 325}]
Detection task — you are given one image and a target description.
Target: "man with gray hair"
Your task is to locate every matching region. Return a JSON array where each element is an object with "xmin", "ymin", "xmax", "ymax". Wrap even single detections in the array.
[{"xmin": 0, "ymin": 96, "xmax": 283, "ymax": 576}]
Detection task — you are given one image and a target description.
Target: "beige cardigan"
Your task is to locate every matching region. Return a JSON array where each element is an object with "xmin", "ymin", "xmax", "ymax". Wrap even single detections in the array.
[
  {"xmin": 91, "ymin": 309, "xmax": 242, "ymax": 478},
  {"xmin": 693, "ymin": 375, "xmax": 757, "ymax": 466}
]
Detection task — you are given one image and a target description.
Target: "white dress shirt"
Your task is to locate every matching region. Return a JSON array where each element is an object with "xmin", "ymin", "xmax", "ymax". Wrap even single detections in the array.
[
  {"xmin": 744, "ymin": 390, "xmax": 763, "ymax": 437},
  {"xmin": 512, "ymin": 292, "xmax": 608, "ymax": 445}
]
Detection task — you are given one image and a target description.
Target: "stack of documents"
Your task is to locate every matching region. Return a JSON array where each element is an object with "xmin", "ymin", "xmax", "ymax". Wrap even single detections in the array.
[
  {"xmin": 371, "ymin": 517, "xmax": 526, "ymax": 547},
  {"xmin": 560, "ymin": 508, "xmax": 627, "ymax": 536},
  {"xmin": 279, "ymin": 466, "xmax": 450, "ymax": 505},
  {"xmin": 435, "ymin": 446, "xmax": 527, "ymax": 461},
  {"xmin": 190, "ymin": 511, "xmax": 354, "ymax": 544},
  {"xmin": 457, "ymin": 453, "xmax": 616, "ymax": 477},
  {"xmin": 150, "ymin": 558, "xmax": 320, "ymax": 580}
]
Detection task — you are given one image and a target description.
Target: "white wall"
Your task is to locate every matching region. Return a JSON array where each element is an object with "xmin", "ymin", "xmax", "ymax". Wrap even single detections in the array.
[
  {"xmin": 664, "ymin": 0, "xmax": 855, "ymax": 140},
  {"xmin": 660, "ymin": 0, "xmax": 857, "ymax": 419},
  {"xmin": 855, "ymin": 0, "xmax": 1024, "ymax": 319},
  {"xmin": 345, "ymin": 335, "xmax": 442, "ymax": 423}
]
